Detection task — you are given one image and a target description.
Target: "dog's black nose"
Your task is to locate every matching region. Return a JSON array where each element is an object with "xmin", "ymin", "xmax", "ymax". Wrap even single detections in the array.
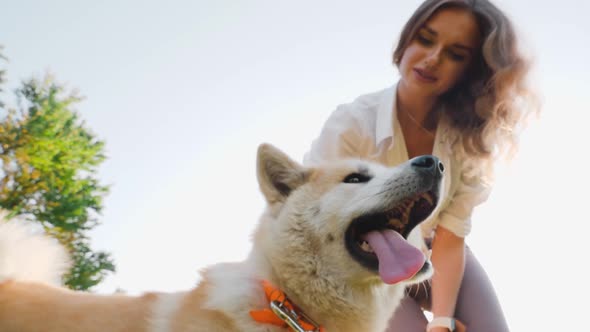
[{"xmin": 410, "ymin": 155, "xmax": 444, "ymax": 177}]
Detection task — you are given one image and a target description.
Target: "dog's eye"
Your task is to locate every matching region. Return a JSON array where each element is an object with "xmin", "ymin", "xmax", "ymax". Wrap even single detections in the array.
[{"xmin": 343, "ymin": 173, "xmax": 371, "ymax": 184}]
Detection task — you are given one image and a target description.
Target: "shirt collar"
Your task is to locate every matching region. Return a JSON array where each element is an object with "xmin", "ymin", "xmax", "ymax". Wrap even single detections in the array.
[{"xmin": 375, "ymin": 83, "xmax": 398, "ymax": 146}]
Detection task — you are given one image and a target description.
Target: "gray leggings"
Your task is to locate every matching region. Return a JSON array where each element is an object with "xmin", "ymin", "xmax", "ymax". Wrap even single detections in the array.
[{"xmin": 386, "ymin": 246, "xmax": 510, "ymax": 332}]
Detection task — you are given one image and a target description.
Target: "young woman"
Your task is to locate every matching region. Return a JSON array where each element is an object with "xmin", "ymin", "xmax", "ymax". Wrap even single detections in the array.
[{"xmin": 304, "ymin": 0, "xmax": 538, "ymax": 331}]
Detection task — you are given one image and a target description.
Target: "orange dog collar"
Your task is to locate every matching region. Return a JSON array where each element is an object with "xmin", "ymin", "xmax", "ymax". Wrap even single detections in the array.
[{"xmin": 249, "ymin": 280, "xmax": 325, "ymax": 332}]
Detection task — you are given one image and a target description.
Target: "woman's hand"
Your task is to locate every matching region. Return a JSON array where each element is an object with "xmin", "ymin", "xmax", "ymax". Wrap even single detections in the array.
[{"xmin": 429, "ymin": 328, "xmax": 451, "ymax": 332}]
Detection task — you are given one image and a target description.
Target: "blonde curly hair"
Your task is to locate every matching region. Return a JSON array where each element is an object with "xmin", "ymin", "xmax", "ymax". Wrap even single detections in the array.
[{"xmin": 393, "ymin": 0, "xmax": 539, "ymax": 166}]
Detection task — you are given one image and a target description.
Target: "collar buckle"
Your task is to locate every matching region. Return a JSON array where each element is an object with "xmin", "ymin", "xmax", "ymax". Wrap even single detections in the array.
[{"xmin": 270, "ymin": 300, "xmax": 322, "ymax": 332}]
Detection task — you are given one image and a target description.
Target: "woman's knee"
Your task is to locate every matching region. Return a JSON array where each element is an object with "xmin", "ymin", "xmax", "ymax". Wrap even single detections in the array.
[
  {"xmin": 454, "ymin": 246, "xmax": 510, "ymax": 331},
  {"xmin": 386, "ymin": 295, "xmax": 428, "ymax": 332}
]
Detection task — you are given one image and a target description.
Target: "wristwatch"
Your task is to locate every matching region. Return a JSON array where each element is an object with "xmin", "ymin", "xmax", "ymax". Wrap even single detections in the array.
[{"xmin": 426, "ymin": 316, "xmax": 456, "ymax": 332}]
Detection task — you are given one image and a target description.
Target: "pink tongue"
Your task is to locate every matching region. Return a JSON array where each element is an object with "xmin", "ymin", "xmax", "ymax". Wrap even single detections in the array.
[{"xmin": 362, "ymin": 229, "xmax": 426, "ymax": 284}]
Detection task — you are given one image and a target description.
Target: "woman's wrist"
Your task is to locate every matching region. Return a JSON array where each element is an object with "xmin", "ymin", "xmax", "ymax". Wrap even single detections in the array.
[{"xmin": 427, "ymin": 316, "xmax": 456, "ymax": 332}]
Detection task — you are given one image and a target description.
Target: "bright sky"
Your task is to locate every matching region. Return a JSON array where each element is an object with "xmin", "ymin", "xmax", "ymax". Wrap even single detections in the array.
[{"xmin": 2, "ymin": 0, "xmax": 588, "ymax": 330}]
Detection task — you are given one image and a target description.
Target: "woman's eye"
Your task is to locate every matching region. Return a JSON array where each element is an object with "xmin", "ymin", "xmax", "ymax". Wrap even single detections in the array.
[
  {"xmin": 416, "ymin": 35, "xmax": 433, "ymax": 46},
  {"xmin": 448, "ymin": 51, "xmax": 466, "ymax": 62},
  {"xmin": 343, "ymin": 173, "xmax": 371, "ymax": 183}
]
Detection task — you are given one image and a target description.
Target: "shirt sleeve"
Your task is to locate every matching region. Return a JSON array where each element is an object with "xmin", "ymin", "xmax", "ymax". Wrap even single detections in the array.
[
  {"xmin": 436, "ymin": 159, "xmax": 492, "ymax": 238},
  {"xmin": 303, "ymin": 105, "xmax": 365, "ymax": 166}
]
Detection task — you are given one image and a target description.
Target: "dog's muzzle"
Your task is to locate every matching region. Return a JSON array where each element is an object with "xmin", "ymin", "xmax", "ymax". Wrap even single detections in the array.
[{"xmin": 344, "ymin": 155, "xmax": 443, "ymax": 283}]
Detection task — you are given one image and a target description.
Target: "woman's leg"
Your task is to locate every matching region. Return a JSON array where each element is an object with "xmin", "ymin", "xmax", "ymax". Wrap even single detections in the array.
[
  {"xmin": 386, "ymin": 246, "xmax": 510, "ymax": 331},
  {"xmin": 386, "ymin": 295, "xmax": 428, "ymax": 332},
  {"xmin": 453, "ymin": 246, "xmax": 510, "ymax": 332}
]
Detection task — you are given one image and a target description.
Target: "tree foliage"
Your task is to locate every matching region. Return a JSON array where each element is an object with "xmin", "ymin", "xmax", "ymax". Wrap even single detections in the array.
[{"xmin": 0, "ymin": 52, "xmax": 114, "ymax": 290}]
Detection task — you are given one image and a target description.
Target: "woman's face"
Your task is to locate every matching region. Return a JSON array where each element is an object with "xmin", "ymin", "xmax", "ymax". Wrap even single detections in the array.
[{"xmin": 398, "ymin": 7, "xmax": 481, "ymax": 98}]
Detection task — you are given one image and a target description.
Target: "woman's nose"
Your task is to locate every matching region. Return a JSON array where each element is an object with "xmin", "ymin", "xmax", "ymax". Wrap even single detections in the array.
[{"xmin": 425, "ymin": 48, "xmax": 442, "ymax": 67}]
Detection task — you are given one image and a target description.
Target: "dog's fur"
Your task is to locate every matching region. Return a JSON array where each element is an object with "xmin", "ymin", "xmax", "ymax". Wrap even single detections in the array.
[{"xmin": 0, "ymin": 144, "xmax": 443, "ymax": 332}]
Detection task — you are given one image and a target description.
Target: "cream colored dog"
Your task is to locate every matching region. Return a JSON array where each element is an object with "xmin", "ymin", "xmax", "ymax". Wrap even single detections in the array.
[{"xmin": 0, "ymin": 144, "xmax": 444, "ymax": 332}]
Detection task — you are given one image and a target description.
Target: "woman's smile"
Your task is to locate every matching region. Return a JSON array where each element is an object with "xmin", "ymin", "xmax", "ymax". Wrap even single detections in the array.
[{"xmin": 413, "ymin": 68, "xmax": 438, "ymax": 83}]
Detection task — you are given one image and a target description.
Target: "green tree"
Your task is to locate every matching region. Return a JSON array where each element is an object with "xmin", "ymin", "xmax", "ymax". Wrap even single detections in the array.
[{"xmin": 0, "ymin": 53, "xmax": 115, "ymax": 290}]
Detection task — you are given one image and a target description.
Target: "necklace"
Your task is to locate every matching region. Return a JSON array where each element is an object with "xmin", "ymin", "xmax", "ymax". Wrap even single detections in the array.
[{"xmin": 399, "ymin": 106, "xmax": 436, "ymax": 138}]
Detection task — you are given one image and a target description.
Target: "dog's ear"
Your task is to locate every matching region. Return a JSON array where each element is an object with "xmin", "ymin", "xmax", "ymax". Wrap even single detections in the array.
[{"xmin": 257, "ymin": 143, "xmax": 308, "ymax": 204}]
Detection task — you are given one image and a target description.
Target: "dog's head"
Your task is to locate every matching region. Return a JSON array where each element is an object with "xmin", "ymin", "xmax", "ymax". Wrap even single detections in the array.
[{"xmin": 255, "ymin": 144, "xmax": 443, "ymax": 288}]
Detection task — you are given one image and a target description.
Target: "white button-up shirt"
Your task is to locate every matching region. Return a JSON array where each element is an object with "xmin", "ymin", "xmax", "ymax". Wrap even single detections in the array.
[{"xmin": 303, "ymin": 84, "xmax": 491, "ymax": 238}]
